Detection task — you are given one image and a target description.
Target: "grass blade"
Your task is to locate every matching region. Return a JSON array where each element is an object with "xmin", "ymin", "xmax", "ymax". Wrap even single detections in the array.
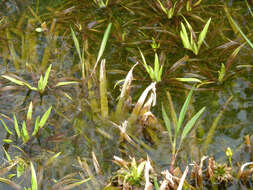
[
  {"xmin": 21, "ymin": 121, "xmax": 29, "ymax": 143},
  {"xmin": 0, "ymin": 119, "xmax": 13, "ymax": 135},
  {"xmin": 176, "ymin": 87, "xmax": 194, "ymax": 137},
  {"xmin": 30, "ymin": 162, "xmax": 38, "ymax": 190},
  {"xmin": 39, "ymin": 106, "xmax": 52, "ymax": 128},
  {"xmin": 2, "ymin": 75, "xmax": 24, "ymax": 86},
  {"xmin": 230, "ymin": 17, "xmax": 253, "ymax": 49},
  {"xmin": 197, "ymin": 18, "xmax": 211, "ymax": 49},
  {"xmin": 162, "ymin": 104, "xmax": 172, "ymax": 144},
  {"xmin": 96, "ymin": 23, "xmax": 112, "ymax": 65},
  {"xmin": 71, "ymin": 27, "xmax": 82, "ymax": 62},
  {"xmin": 154, "ymin": 53, "xmax": 159, "ymax": 81},
  {"xmin": 180, "ymin": 107, "xmax": 205, "ymax": 142},
  {"xmin": 41, "ymin": 64, "xmax": 52, "ymax": 92},
  {"xmin": 32, "ymin": 116, "xmax": 40, "ymax": 136},
  {"xmin": 55, "ymin": 81, "xmax": 79, "ymax": 87},
  {"xmin": 13, "ymin": 114, "xmax": 21, "ymax": 138}
]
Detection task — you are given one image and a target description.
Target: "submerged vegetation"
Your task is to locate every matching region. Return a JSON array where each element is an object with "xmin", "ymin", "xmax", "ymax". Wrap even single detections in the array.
[{"xmin": 0, "ymin": 0, "xmax": 253, "ymax": 189}]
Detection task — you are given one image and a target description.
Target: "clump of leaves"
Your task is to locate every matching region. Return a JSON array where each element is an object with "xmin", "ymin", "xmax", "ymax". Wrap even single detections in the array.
[
  {"xmin": 0, "ymin": 101, "xmax": 52, "ymax": 144},
  {"xmin": 162, "ymin": 86, "xmax": 205, "ymax": 173},
  {"xmin": 180, "ymin": 17, "xmax": 211, "ymax": 55},
  {"xmin": 139, "ymin": 49, "xmax": 163, "ymax": 82},
  {"xmin": 112, "ymin": 156, "xmax": 146, "ymax": 187}
]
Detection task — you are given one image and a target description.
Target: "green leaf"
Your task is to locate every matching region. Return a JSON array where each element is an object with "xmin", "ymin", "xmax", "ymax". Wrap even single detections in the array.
[
  {"xmin": 180, "ymin": 107, "xmax": 205, "ymax": 142},
  {"xmin": 176, "ymin": 87, "xmax": 195, "ymax": 137},
  {"xmin": 17, "ymin": 162, "xmax": 25, "ymax": 178},
  {"xmin": 230, "ymin": 17, "xmax": 253, "ymax": 49},
  {"xmin": 175, "ymin": 78, "xmax": 202, "ymax": 83},
  {"xmin": 38, "ymin": 75, "xmax": 43, "ymax": 91},
  {"xmin": 139, "ymin": 49, "xmax": 150, "ymax": 73},
  {"xmin": 21, "ymin": 121, "xmax": 29, "ymax": 143},
  {"xmin": 3, "ymin": 147, "xmax": 11, "ymax": 161},
  {"xmin": 30, "ymin": 162, "xmax": 38, "ymax": 190},
  {"xmin": 162, "ymin": 104, "xmax": 172, "ymax": 144},
  {"xmin": 154, "ymin": 53, "xmax": 159, "ymax": 81},
  {"xmin": 13, "ymin": 114, "xmax": 21, "ymax": 138},
  {"xmin": 44, "ymin": 152, "xmax": 61, "ymax": 167},
  {"xmin": 32, "ymin": 116, "xmax": 40, "ymax": 136},
  {"xmin": 180, "ymin": 23, "xmax": 190, "ymax": 49},
  {"xmin": 97, "ymin": 23, "xmax": 112, "ymax": 64},
  {"xmin": 71, "ymin": 27, "xmax": 82, "ymax": 62},
  {"xmin": 39, "ymin": 106, "xmax": 52, "ymax": 128},
  {"xmin": 218, "ymin": 63, "xmax": 226, "ymax": 83},
  {"xmin": 2, "ymin": 75, "xmax": 24, "ymax": 86},
  {"xmin": 0, "ymin": 119, "xmax": 13, "ymax": 135},
  {"xmin": 55, "ymin": 81, "xmax": 79, "ymax": 87},
  {"xmin": 197, "ymin": 18, "xmax": 211, "ymax": 49},
  {"xmin": 158, "ymin": 65, "xmax": 163, "ymax": 82},
  {"xmin": 41, "ymin": 64, "xmax": 52, "ymax": 93},
  {"xmin": 3, "ymin": 139, "xmax": 13, "ymax": 143},
  {"xmin": 27, "ymin": 101, "xmax": 33, "ymax": 121}
]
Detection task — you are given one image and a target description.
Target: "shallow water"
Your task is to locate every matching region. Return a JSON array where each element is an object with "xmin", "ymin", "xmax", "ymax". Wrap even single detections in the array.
[{"xmin": 0, "ymin": 0, "xmax": 253, "ymax": 189}]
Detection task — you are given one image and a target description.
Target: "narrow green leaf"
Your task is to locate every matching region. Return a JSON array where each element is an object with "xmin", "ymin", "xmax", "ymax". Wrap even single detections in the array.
[
  {"xmin": 13, "ymin": 114, "xmax": 21, "ymax": 138},
  {"xmin": 156, "ymin": 0, "xmax": 168, "ymax": 14},
  {"xmin": 32, "ymin": 116, "xmax": 40, "ymax": 136},
  {"xmin": 41, "ymin": 64, "xmax": 52, "ymax": 92},
  {"xmin": 2, "ymin": 75, "xmax": 24, "ymax": 86},
  {"xmin": 55, "ymin": 81, "xmax": 79, "ymax": 87},
  {"xmin": 154, "ymin": 53, "xmax": 159, "ymax": 81},
  {"xmin": 197, "ymin": 18, "xmax": 211, "ymax": 49},
  {"xmin": 3, "ymin": 139, "xmax": 13, "ymax": 143},
  {"xmin": 39, "ymin": 106, "xmax": 52, "ymax": 128},
  {"xmin": 61, "ymin": 178, "xmax": 90, "ymax": 190},
  {"xmin": 230, "ymin": 17, "xmax": 253, "ymax": 49},
  {"xmin": 44, "ymin": 152, "xmax": 61, "ymax": 167},
  {"xmin": 21, "ymin": 121, "xmax": 29, "ymax": 143},
  {"xmin": 162, "ymin": 104, "xmax": 172, "ymax": 144},
  {"xmin": 71, "ymin": 27, "xmax": 82, "ymax": 62},
  {"xmin": 180, "ymin": 107, "xmax": 205, "ymax": 142},
  {"xmin": 30, "ymin": 162, "xmax": 38, "ymax": 190},
  {"xmin": 158, "ymin": 65, "xmax": 163, "ymax": 82},
  {"xmin": 139, "ymin": 49, "xmax": 150, "ymax": 73},
  {"xmin": 27, "ymin": 101, "xmax": 33, "ymax": 121},
  {"xmin": 180, "ymin": 23, "xmax": 190, "ymax": 49},
  {"xmin": 176, "ymin": 87, "xmax": 195, "ymax": 137},
  {"xmin": 175, "ymin": 78, "xmax": 202, "ymax": 83},
  {"xmin": 38, "ymin": 75, "xmax": 43, "ymax": 91},
  {"xmin": 3, "ymin": 147, "xmax": 11, "ymax": 161},
  {"xmin": 17, "ymin": 162, "xmax": 25, "ymax": 178},
  {"xmin": 96, "ymin": 23, "xmax": 112, "ymax": 64},
  {"xmin": 0, "ymin": 119, "xmax": 13, "ymax": 135}
]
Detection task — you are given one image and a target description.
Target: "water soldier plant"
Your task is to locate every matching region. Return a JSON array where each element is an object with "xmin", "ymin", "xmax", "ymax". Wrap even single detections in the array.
[
  {"xmin": 180, "ymin": 17, "xmax": 211, "ymax": 55},
  {"xmin": 1, "ymin": 101, "xmax": 52, "ymax": 144},
  {"xmin": 162, "ymin": 86, "xmax": 205, "ymax": 173}
]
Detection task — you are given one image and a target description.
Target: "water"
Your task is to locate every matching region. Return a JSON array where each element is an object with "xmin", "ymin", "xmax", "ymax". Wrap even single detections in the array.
[{"xmin": 0, "ymin": 0, "xmax": 252, "ymax": 189}]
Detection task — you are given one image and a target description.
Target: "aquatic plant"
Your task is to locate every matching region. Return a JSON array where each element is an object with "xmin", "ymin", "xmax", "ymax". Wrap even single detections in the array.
[
  {"xmin": 0, "ymin": 101, "xmax": 52, "ymax": 144},
  {"xmin": 139, "ymin": 49, "xmax": 163, "ymax": 82},
  {"xmin": 180, "ymin": 17, "xmax": 211, "ymax": 55},
  {"xmin": 162, "ymin": 86, "xmax": 205, "ymax": 173}
]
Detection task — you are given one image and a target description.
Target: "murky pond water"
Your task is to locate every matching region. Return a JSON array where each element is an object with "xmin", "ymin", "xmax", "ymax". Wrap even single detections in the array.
[{"xmin": 0, "ymin": 0, "xmax": 253, "ymax": 189}]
